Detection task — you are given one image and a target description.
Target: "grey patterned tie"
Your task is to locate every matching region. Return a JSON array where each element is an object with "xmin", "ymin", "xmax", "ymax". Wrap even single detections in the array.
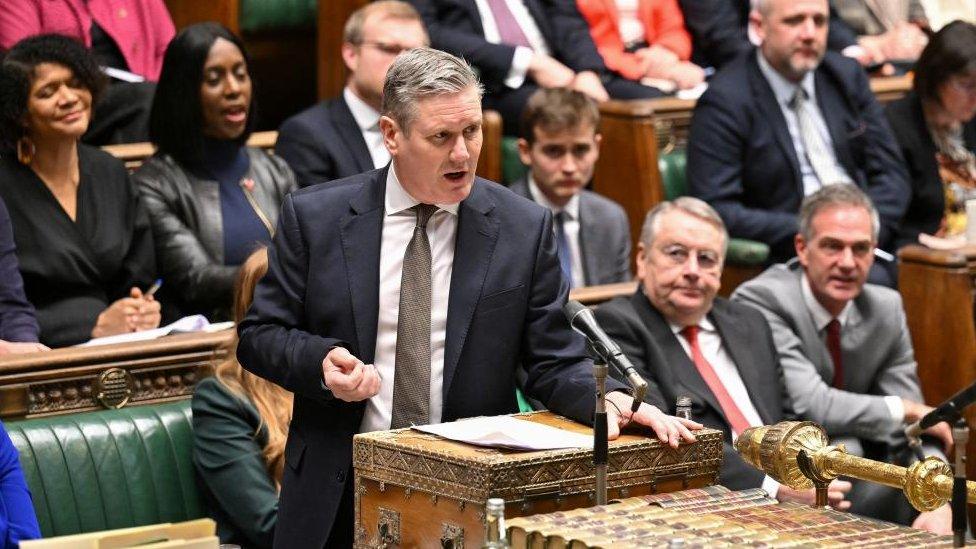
[
  {"xmin": 790, "ymin": 87, "xmax": 851, "ymax": 189},
  {"xmin": 390, "ymin": 204, "xmax": 437, "ymax": 429}
]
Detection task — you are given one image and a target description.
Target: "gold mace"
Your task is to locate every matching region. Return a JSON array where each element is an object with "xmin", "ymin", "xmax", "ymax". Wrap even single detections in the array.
[{"xmin": 735, "ymin": 421, "xmax": 976, "ymax": 511}]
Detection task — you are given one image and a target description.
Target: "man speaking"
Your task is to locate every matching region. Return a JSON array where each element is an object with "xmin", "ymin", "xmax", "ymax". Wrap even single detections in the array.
[{"xmin": 238, "ymin": 47, "xmax": 699, "ymax": 548}]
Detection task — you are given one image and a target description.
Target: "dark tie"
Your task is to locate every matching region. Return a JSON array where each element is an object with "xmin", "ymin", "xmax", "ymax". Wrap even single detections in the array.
[
  {"xmin": 554, "ymin": 211, "xmax": 574, "ymax": 288},
  {"xmin": 391, "ymin": 204, "xmax": 437, "ymax": 429},
  {"xmin": 485, "ymin": 0, "xmax": 532, "ymax": 48},
  {"xmin": 826, "ymin": 318, "xmax": 844, "ymax": 389},
  {"xmin": 680, "ymin": 326, "xmax": 752, "ymax": 436}
]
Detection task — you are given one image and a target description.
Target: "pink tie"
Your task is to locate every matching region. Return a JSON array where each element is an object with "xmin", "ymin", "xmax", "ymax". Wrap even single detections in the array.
[
  {"xmin": 485, "ymin": 0, "xmax": 532, "ymax": 48},
  {"xmin": 681, "ymin": 326, "xmax": 752, "ymax": 436}
]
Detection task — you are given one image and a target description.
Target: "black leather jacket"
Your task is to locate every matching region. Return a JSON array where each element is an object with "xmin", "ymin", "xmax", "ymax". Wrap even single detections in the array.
[{"xmin": 133, "ymin": 148, "xmax": 296, "ymax": 320}]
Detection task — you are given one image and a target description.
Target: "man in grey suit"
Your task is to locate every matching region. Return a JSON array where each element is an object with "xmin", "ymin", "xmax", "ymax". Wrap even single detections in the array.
[
  {"xmin": 733, "ymin": 183, "xmax": 951, "ymax": 532},
  {"xmin": 510, "ymin": 88, "xmax": 631, "ymax": 287}
]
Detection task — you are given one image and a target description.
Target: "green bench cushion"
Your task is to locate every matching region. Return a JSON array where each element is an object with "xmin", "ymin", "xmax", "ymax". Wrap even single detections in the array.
[
  {"xmin": 502, "ymin": 137, "xmax": 527, "ymax": 185},
  {"xmin": 240, "ymin": 0, "xmax": 317, "ymax": 33},
  {"xmin": 6, "ymin": 401, "xmax": 203, "ymax": 538}
]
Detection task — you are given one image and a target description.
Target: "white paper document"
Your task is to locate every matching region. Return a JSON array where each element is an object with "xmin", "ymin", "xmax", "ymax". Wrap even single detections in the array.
[
  {"xmin": 79, "ymin": 315, "xmax": 235, "ymax": 347},
  {"xmin": 413, "ymin": 415, "xmax": 593, "ymax": 451}
]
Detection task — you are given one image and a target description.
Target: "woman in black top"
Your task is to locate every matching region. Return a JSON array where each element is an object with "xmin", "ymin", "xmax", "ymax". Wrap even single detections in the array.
[
  {"xmin": 884, "ymin": 21, "xmax": 976, "ymax": 250},
  {"xmin": 0, "ymin": 34, "xmax": 160, "ymax": 347},
  {"xmin": 133, "ymin": 23, "xmax": 295, "ymax": 321}
]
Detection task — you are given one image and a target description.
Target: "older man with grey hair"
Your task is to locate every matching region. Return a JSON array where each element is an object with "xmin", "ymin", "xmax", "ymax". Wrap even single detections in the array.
[
  {"xmin": 238, "ymin": 47, "xmax": 699, "ymax": 548},
  {"xmin": 733, "ymin": 183, "xmax": 951, "ymax": 532},
  {"xmin": 595, "ymin": 196, "xmax": 852, "ymax": 510}
]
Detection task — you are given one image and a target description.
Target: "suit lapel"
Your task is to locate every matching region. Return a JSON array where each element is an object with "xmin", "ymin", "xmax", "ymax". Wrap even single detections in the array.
[
  {"xmin": 814, "ymin": 70, "xmax": 859, "ymax": 177},
  {"xmin": 462, "ymin": 0, "xmax": 488, "ymax": 36},
  {"xmin": 709, "ymin": 301, "xmax": 775, "ymax": 424},
  {"xmin": 748, "ymin": 56, "xmax": 802, "ymax": 194},
  {"xmin": 339, "ymin": 168, "xmax": 386, "ymax": 362},
  {"xmin": 578, "ymin": 195, "xmax": 597, "ymax": 286},
  {"xmin": 332, "ymin": 97, "xmax": 375, "ymax": 174},
  {"xmin": 443, "ymin": 181, "xmax": 499, "ymax": 399}
]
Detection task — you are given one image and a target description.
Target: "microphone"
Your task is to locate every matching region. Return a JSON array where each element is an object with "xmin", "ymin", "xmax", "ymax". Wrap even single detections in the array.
[
  {"xmin": 563, "ymin": 300, "xmax": 648, "ymax": 411},
  {"xmin": 905, "ymin": 379, "xmax": 976, "ymax": 440}
]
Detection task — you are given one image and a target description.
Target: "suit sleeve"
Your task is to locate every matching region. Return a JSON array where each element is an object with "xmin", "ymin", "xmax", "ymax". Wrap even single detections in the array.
[
  {"xmin": 827, "ymin": 6, "xmax": 857, "ymax": 52},
  {"xmin": 593, "ymin": 302, "xmax": 670, "ymax": 412},
  {"xmin": 872, "ymin": 297, "xmax": 924, "ymax": 405},
  {"xmin": 613, "ymin": 210, "xmax": 632, "ymax": 283},
  {"xmin": 275, "ymin": 117, "xmax": 339, "ymax": 188},
  {"xmin": 0, "ymin": 199, "xmax": 38, "ymax": 343},
  {"xmin": 732, "ymin": 282, "xmax": 899, "ymax": 441},
  {"xmin": 677, "ymin": 0, "xmax": 750, "ymax": 68},
  {"xmin": 687, "ymin": 86, "xmax": 799, "ymax": 247},
  {"xmin": 191, "ymin": 380, "xmax": 277, "ymax": 549},
  {"xmin": 547, "ymin": 0, "xmax": 607, "ymax": 73},
  {"xmin": 237, "ymin": 195, "xmax": 339, "ymax": 403}
]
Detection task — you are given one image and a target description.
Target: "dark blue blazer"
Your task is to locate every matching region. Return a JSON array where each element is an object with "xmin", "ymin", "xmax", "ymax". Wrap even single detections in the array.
[
  {"xmin": 0, "ymin": 197, "xmax": 38, "ymax": 343},
  {"xmin": 687, "ymin": 50, "xmax": 909, "ymax": 261},
  {"xmin": 275, "ymin": 96, "xmax": 374, "ymax": 188},
  {"xmin": 237, "ymin": 167, "xmax": 613, "ymax": 548},
  {"xmin": 0, "ymin": 421, "xmax": 40, "ymax": 548},
  {"xmin": 407, "ymin": 0, "xmax": 606, "ymax": 91}
]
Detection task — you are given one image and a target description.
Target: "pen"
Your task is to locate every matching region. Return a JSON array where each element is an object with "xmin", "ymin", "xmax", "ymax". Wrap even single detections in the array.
[{"xmin": 145, "ymin": 278, "xmax": 163, "ymax": 297}]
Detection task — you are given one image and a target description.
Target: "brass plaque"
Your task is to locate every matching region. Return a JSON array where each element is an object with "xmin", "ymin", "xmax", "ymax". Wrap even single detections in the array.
[{"xmin": 94, "ymin": 368, "xmax": 134, "ymax": 409}]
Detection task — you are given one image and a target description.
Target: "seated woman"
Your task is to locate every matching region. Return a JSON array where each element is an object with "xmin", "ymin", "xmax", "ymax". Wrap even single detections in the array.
[
  {"xmin": 192, "ymin": 248, "xmax": 291, "ymax": 549},
  {"xmin": 134, "ymin": 23, "xmax": 296, "ymax": 322},
  {"xmin": 576, "ymin": 0, "xmax": 704, "ymax": 91},
  {"xmin": 0, "ymin": 34, "xmax": 160, "ymax": 347},
  {"xmin": 0, "ymin": 420, "xmax": 40, "ymax": 547},
  {"xmin": 885, "ymin": 21, "xmax": 976, "ymax": 250}
]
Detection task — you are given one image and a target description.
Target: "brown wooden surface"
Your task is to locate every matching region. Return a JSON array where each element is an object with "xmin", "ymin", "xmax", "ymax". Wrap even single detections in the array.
[
  {"xmin": 478, "ymin": 110, "xmax": 503, "ymax": 183},
  {"xmin": 569, "ymin": 281, "xmax": 638, "ymax": 306},
  {"xmin": 163, "ymin": 0, "xmax": 239, "ymax": 33},
  {"xmin": 897, "ymin": 244, "xmax": 976, "ymax": 532},
  {"xmin": 0, "ymin": 330, "xmax": 232, "ymax": 419},
  {"xmin": 103, "ymin": 130, "xmax": 278, "ymax": 171},
  {"xmin": 318, "ymin": 0, "xmax": 370, "ymax": 100}
]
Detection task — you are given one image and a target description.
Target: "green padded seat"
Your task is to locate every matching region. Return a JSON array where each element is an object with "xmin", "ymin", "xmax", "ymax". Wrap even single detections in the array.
[
  {"xmin": 6, "ymin": 401, "xmax": 203, "ymax": 538},
  {"xmin": 240, "ymin": 0, "xmax": 317, "ymax": 33},
  {"xmin": 502, "ymin": 136, "xmax": 528, "ymax": 184}
]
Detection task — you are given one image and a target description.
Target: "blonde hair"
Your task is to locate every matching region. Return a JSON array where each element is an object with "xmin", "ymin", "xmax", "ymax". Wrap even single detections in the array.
[{"xmin": 214, "ymin": 248, "xmax": 293, "ymax": 486}]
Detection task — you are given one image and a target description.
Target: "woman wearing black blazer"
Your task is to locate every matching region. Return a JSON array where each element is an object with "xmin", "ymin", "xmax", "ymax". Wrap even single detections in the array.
[{"xmin": 884, "ymin": 21, "xmax": 976, "ymax": 250}]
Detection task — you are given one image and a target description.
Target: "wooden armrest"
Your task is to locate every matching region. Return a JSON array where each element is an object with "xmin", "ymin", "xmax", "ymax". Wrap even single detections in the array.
[
  {"xmin": 898, "ymin": 244, "xmax": 976, "ymax": 268},
  {"xmin": 569, "ymin": 281, "xmax": 639, "ymax": 306}
]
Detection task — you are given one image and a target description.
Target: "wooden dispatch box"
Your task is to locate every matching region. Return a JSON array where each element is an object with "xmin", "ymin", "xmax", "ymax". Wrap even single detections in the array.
[{"xmin": 353, "ymin": 411, "xmax": 723, "ymax": 548}]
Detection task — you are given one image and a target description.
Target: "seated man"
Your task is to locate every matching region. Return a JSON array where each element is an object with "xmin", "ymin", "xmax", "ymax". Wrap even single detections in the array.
[
  {"xmin": 732, "ymin": 184, "xmax": 951, "ymax": 532},
  {"xmin": 408, "ymin": 0, "xmax": 662, "ymax": 134},
  {"xmin": 594, "ymin": 196, "xmax": 850, "ymax": 507},
  {"xmin": 686, "ymin": 0, "xmax": 909, "ymax": 271},
  {"xmin": 276, "ymin": 1, "xmax": 429, "ymax": 187},
  {"xmin": 834, "ymin": 0, "xmax": 929, "ymax": 70},
  {"xmin": 511, "ymin": 88, "xmax": 631, "ymax": 287}
]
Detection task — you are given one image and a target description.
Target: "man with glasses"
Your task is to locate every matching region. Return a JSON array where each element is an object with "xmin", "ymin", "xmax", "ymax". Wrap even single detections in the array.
[
  {"xmin": 594, "ymin": 196, "xmax": 851, "ymax": 508},
  {"xmin": 276, "ymin": 1, "xmax": 429, "ymax": 187},
  {"xmin": 733, "ymin": 184, "xmax": 951, "ymax": 532}
]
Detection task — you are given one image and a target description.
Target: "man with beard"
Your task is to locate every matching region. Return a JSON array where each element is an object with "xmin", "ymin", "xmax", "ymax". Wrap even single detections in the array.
[{"xmin": 685, "ymin": 0, "xmax": 908, "ymax": 277}]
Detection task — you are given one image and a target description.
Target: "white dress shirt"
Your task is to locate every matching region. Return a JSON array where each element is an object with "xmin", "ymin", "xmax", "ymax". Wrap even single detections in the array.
[
  {"xmin": 671, "ymin": 317, "xmax": 781, "ymax": 497},
  {"xmin": 359, "ymin": 164, "xmax": 459, "ymax": 433},
  {"xmin": 755, "ymin": 52, "xmax": 853, "ymax": 195},
  {"xmin": 800, "ymin": 274, "xmax": 904, "ymax": 422},
  {"xmin": 344, "ymin": 87, "xmax": 391, "ymax": 170},
  {"xmin": 527, "ymin": 176, "xmax": 585, "ymax": 286},
  {"xmin": 472, "ymin": 0, "xmax": 552, "ymax": 89},
  {"xmin": 614, "ymin": 0, "xmax": 645, "ymax": 46}
]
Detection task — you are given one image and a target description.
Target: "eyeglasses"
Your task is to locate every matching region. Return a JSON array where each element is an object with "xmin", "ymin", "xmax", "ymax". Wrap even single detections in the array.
[
  {"xmin": 358, "ymin": 41, "xmax": 414, "ymax": 56},
  {"xmin": 657, "ymin": 244, "xmax": 722, "ymax": 271}
]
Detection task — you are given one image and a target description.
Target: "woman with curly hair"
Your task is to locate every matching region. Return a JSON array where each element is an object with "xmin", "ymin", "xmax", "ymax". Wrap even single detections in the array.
[
  {"xmin": 191, "ymin": 247, "xmax": 292, "ymax": 549},
  {"xmin": 0, "ymin": 34, "xmax": 160, "ymax": 347},
  {"xmin": 133, "ymin": 23, "xmax": 295, "ymax": 322}
]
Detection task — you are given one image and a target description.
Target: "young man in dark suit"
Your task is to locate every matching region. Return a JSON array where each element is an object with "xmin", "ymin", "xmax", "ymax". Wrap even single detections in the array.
[
  {"xmin": 594, "ymin": 196, "xmax": 851, "ymax": 506},
  {"xmin": 275, "ymin": 1, "xmax": 429, "ymax": 187},
  {"xmin": 510, "ymin": 88, "xmax": 631, "ymax": 287},
  {"xmin": 239, "ymin": 47, "xmax": 699, "ymax": 549}
]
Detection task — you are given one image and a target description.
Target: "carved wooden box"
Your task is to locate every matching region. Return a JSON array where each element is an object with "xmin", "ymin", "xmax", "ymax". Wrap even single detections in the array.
[{"xmin": 353, "ymin": 411, "xmax": 723, "ymax": 548}]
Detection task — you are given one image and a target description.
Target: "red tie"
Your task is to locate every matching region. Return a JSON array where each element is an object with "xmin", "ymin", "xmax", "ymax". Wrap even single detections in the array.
[
  {"xmin": 680, "ymin": 326, "xmax": 752, "ymax": 436},
  {"xmin": 826, "ymin": 318, "xmax": 843, "ymax": 388}
]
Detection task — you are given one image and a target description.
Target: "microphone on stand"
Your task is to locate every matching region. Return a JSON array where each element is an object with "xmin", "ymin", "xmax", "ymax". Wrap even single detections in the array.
[
  {"xmin": 904, "ymin": 379, "xmax": 976, "ymax": 441},
  {"xmin": 563, "ymin": 300, "xmax": 648, "ymax": 413}
]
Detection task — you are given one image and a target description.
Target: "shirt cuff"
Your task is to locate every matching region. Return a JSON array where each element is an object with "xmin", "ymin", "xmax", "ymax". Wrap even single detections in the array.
[
  {"xmin": 761, "ymin": 475, "xmax": 780, "ymax": 499},
  {"xmin": 505, "ymin": 46, "xmax": 534, "ymax": 89},
  {"xmin": 885, "ymin": 395, "xmax": 905, "ymax": 424},
  {"xmin": 842, "ymin": 44, "xmax": 867, "ymax": 60}
]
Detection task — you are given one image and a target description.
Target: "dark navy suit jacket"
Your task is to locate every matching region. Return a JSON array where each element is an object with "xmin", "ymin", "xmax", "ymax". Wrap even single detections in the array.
[
  {"xmin": 237, "ymin": 167, "xmax": 614, "ymax": 547},
  {"xmin": 0, "ymin": 197, "xmax": 38, "ymax": 343},
  {"xmin": 275, "ymin": 96, "xmax": 374, "ymax": 188},
  {"xmin": 687, "ymin": 50, "xmax": 909, "ymax": 261}
]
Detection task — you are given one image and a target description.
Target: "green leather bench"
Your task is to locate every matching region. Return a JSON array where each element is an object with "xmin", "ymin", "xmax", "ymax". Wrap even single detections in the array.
[
  {"xmin": 6, "ymin": 401, "xmax": 203, "ymax": 538},
  {"xmin": 240, "ymin": 0, "xmax": 317, "ymax": 33}
]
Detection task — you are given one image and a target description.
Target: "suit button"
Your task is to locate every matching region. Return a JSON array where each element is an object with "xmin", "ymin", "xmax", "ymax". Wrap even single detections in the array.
[{"xmin": 336, "ymin": 469, "xmax": 346, "ymax": 483}]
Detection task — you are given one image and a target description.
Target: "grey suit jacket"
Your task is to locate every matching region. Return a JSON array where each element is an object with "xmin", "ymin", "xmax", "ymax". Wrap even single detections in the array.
[
  {"xmin": 834, "ymin": 0, "xmax": 927, "ymax": 36},
  {"xmin": 732, "ymin": 261, "xmax": 923, "ymax": 443},
  {"xmin": 510, "ymin": 177, "xmax": 631, "ymax": 286}
]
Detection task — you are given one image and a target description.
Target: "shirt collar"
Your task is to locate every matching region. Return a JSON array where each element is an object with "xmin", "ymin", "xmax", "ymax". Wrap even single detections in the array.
[
  {"xmin": 527, "ymin": 175, "xmax": 580, "ymax": 220},
  {"xmin": 385, "ymin": 163, "xmax": 460, "ymax": 216},
  {"xmin": 344, "ymin": 86, "xmax": 381, "ymax": 132},
  {"xmin": 756, "ymin": 50, "xmax": 816, "ymax": 110},
  {"xmin": 669, "ymin": 315, "xmax": 716, "ymax": 336},
  {"xmin": 801, "ymin": 272, "xmax": 853, "ymax": 330}
]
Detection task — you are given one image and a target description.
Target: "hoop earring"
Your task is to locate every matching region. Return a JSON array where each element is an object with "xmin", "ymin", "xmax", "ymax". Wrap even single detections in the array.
[{"xmin": 16, "ymin": 136, "xmax": 34, "ymax": 166}]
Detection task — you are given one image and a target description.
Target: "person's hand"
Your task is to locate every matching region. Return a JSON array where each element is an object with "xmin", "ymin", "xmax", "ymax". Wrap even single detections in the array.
[
  {"xmin": 572, "ymin": 71, "xmax": 609, "ymax": 102},
  {"xmin": 127, "ymin": 286, "xmax": 161, "ymax": 331},
  {"xmin": 882, "ymin": 22, "xmax": 928, "ymax": 61},
  {"xmin": 635, "ymin": 45, "xmax": 679, "ymax": 76},
  {"xmin": 912, "ymin": 504, "xmax": 952, "ymax": 535},
  {"xmin": 776, "ymin": 479, "xmax": 852, "ymax": 510},
  {"xmin": 664, "ymin": 62, "xmax": 706, "ymax": 90},
  {"xmin": 91, "ymin": 287, "xmax": 161, "ymax": 338},
  {"xmin": 0, "ymin": 340, "xmax": 49, "ymax": 354},
  {"xmin": 604, "ymin": 391, "xmax": 701, "ymax": 447},
  {"xmin": 903, "ymin": 399, "xmax": 954, "ymax": 453},
  {"xmin": 528, "ymin": 52, "xmax": 575, "ymax": 88},
  {"xmin": 856, "ymin": 35, "xmax": 887, "ymax": 65},
  {"xmin": 322, "ymin": 347, "xmax": 381, "ymax": 402}
]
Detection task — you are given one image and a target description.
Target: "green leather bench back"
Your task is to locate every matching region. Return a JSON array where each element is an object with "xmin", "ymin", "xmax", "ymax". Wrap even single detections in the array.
[
  {"xmin": 502, "ymin": 136, "xmax": 527, "ymax": 185},
  {"xmin": 658, "ymin": 150, "xmax": 688, "ymax": 200},
  {"xmin": 240, "ymin": 0, "xmax": 317, "ymax": 33},
  {"xmin": 6, "ymin": 401, "xmax": 203, "ymax": 538}
]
